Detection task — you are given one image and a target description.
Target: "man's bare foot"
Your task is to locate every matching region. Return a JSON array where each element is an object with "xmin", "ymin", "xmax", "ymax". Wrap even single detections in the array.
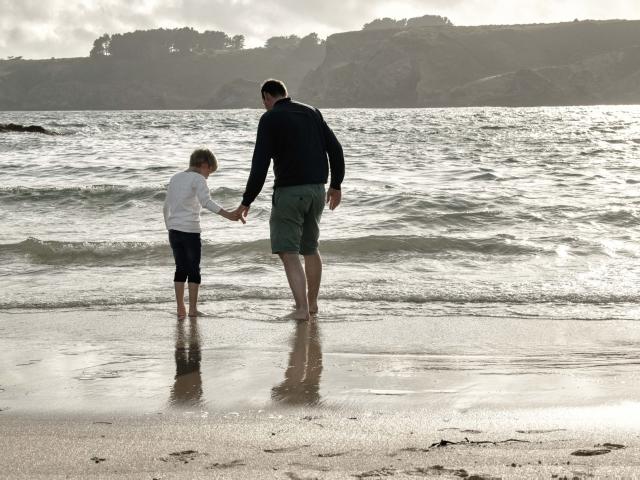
[
  {"xmin": 295, "ymin": 303, "xmax": 318, "ymax": 314},
  {"xmin": 284, "ymin": 308, "xmax": 310, "ymax": 321},
  {"xmin": 177, "ymin": 304, "xmax": 187, "ymax": 319},
  {"xmin": 188, "ymin": 310, "xmax": 208, "ymax": 318}
]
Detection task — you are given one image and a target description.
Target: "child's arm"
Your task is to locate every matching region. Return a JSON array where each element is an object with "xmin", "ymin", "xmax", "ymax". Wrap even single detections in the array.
[
  {"xmin": 195, "ymin": 176, "xmax": 223, "ymax": 214},
  {"xmin": 195, "ymin": 177, "xmax": 244, "ymax": 223},
  {"xmin": 163, "ymin": 198, "xmax": 169, "ymax": 229}
]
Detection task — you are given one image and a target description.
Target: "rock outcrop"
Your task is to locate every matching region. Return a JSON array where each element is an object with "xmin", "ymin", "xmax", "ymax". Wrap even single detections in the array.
[
  {"xmin": 0, "ymin": 123, "xmax": 52, "ymax": 134},
  {"xmin": 1, "ymin": 20, "xmax": 639, "ymax": 109},
  {"xmin": 298, "ymin": 20, "xmax": 640, "ymax": 107}
]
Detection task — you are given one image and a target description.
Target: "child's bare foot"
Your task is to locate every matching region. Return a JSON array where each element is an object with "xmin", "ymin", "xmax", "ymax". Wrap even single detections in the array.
[
  {"xmin": 177, "ymin": 304, "xmax": 187, "ymax": 319},
  {"xmin": 188, "ymin": 310, "xmax": 209, "ymax": 318}
]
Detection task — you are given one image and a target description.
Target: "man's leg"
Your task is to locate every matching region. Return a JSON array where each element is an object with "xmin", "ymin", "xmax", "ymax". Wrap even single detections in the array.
[
  {"xmin": 279, "ymin": 252, "xmax": 310, "ymax": 321},
  {"xmin": 300, "ymin": 185, "xmax": 326, "ymax": 316},
  {"xmin": 303, "ymin": 252, "xmax": 322, "ymax": 315}
]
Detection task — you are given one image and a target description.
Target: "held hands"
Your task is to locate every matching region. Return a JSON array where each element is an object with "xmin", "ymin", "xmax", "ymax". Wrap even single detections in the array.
[
  {"xmin": 219, "ymin": 208, "xmax": 246, "ymax": 224},
  {"xmin": 232, "ymin": 204, "xmax": 250, "ymax": 222},
  {"xmin": 326, "ymin": 188, "xmax": 341, "ymax": 210}
]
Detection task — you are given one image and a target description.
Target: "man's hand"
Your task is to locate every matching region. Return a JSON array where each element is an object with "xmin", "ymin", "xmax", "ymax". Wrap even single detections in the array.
[
  {"xmin": 326, "ymin": 188, "xmax": 341, "ymax": 210},
  {"xmin": 233, "ymin": 204, "xmax": 250, "ymax": 222},
  {"xmin": 220, "ymin": 208, "xmax": 246, "ymax": 224}
]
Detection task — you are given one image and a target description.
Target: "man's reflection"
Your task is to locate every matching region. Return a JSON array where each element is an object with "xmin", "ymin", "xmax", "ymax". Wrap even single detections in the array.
[
  {"xmin": 169, "ymin": 318, "xmax": 203, "ymax": 407},
  {"xmin": 271, "ymin": 320, "xmax": 323, "ymax": 405}
]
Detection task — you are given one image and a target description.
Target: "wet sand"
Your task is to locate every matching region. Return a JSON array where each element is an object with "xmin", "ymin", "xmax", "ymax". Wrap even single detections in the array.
[
  {"xmin": 2, "ymin": 410, "xmax": 639, "ymax": 479},
  {"xmin": 1, "ymin": 301, "xmax": 640, "ymax": 478}
]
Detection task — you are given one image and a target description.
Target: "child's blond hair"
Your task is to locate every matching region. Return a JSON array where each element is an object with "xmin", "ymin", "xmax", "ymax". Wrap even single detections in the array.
[{"xmin": 189, "ymin": 148, "xmax": 218, "ymax": 172}]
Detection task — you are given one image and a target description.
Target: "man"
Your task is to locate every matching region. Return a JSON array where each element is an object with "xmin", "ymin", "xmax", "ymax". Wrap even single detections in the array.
[{"xmin": 235, "ymin": 79, "xmax": 344, "ymax": 321}]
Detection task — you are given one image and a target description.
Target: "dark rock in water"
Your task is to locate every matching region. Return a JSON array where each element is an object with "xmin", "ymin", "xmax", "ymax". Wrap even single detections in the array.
[{"xmin": 0, "ymin": 123, "xmax": 52, "ymax": 134}]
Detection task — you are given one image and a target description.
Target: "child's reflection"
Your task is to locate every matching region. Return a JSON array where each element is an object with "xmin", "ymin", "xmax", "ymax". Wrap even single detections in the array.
[
  {"xmin": 169, "ymin": 318, "xmax": 203, "ymax": 407},
  {"xmin": 271, "ymin": 320, "xmax": 323, "ymax": 405}
]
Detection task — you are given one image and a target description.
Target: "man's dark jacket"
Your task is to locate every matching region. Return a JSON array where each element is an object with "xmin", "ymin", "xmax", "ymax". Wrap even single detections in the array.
[{"xmin": 241, "ymin": 98, "xmax": 345, "ymax": 206}]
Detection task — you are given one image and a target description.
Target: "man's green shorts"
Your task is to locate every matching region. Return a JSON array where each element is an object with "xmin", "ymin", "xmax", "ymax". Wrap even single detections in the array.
[{"xmin": 270, "ymin": 184, "xmax": 325, "ymax": 255}]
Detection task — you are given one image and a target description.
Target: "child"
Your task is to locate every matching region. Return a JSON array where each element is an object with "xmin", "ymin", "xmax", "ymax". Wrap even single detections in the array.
[{"xmin": 163, "ymin": 148, "xmax": 242, "ymax": 319}]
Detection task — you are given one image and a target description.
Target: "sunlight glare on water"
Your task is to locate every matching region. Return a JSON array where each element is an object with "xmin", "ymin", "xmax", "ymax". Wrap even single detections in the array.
[{"xmin": 0, "ymin": 106, "xmax": 639, "ymax": 319}]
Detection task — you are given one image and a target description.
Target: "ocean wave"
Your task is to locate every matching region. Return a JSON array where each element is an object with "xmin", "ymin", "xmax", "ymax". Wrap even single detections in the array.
[
  {"xmin": 0, "ymin": 185, "xmax": 242, "ymax": 205},
  {"xmin": 0, "ymin": 234, "xmax": 544, "ymax": 265},
  {"xmin": 588, "ymin": 209, "xmax": 640, "ymax": 227},
  {"xmin": 469, "ymin": 172, "xmax": 499, "ymax": 181},
  {"xmin": 2, "ymin": 288, "xmax": 639, "ymax": 311}
]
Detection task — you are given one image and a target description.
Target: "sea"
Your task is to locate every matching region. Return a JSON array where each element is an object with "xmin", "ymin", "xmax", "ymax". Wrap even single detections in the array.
[{"xmin": 1, "ymin": 107, "xmax": 639, "ymax": 321}]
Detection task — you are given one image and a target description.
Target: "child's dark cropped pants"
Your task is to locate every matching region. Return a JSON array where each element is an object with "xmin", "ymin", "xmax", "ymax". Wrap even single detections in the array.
[{"xmin": 168, "ymin": 229, "xmax": 202, "ymax": 284}]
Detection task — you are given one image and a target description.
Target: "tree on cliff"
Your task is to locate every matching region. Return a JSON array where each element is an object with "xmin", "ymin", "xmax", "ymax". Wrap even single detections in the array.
[
  {"xmin": 89, "ymin": 28, "xmax": 244, "ymax": 58},
  {"xmin": 407, "ymin": 15, "xmax": 453, "ymax": 27},
  {"xmin": 228, "ymin": 34, "xmax": 245, "ymax": 50},
  {"xmin": 363, "ymin": 14, "xmax": 453, "ymax": 30},
  {"xmin": 90, "ymin": 34, "xmax": 111, "ymax": 57},
  {"xmin": 265, "ymin": 33, "xmax": 323, "ymax": 52},
  {"xmin": 265, "ymin": 35, "xmax": 301, "ymax": 49}
]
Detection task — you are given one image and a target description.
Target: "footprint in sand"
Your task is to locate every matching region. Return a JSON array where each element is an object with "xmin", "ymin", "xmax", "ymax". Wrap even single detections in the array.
[
  {"xmin": 570, "ymin": 449, "xmax": 611, "ymax": 457},
  {"xmin": 207, "ymin": 459, "xmax": 245, "ymax": 469},
  {"xmin": 571, "ymin": 443, "xmax": 625, "ymax": 456},
  {"xmin": 160, "ymin": 450, "xmax": 208, "ymax": 464},
  {"xmin": 597, "ymin": 443, "xmax": 625, "ymax": 450},
  {"xmin": 317, "ymin": 451, "xmax": 351, "ymax": 458},
  {"xmin": 264, "ymin": 445, "xmax": 311, "ymax": 453},
  {"xmin": 354, "ymin": 467, "xmax": 396, "ymax": 478},
  {"xmin": 406, "ymin": 466, "xmax": 469, "ymax": 477}
]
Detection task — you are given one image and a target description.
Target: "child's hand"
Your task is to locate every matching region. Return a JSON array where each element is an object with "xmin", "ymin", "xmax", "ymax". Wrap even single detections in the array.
[{"xmin": 220, "ymin": 209, "xmax": 246, "ymax": 224}]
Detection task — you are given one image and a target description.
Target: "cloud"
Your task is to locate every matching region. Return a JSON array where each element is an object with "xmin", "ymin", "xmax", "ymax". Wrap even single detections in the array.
[{"xmin": 0, "ymin": 0, "xmax": 638, "ymax": 59}]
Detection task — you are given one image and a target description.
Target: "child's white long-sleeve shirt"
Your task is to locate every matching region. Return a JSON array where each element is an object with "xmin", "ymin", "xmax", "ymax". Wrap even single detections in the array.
[{"xmin": 163, "ymin": 171, "xmax": 222, "ymax": 233}]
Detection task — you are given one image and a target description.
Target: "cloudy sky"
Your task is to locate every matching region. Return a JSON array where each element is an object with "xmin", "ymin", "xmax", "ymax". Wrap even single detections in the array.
[{"xmin": 1, "ymin": 0, "xmax": 639, "ymax": 59}]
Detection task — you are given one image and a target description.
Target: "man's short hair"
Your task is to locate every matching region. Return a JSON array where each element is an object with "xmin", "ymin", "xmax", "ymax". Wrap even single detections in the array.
[
  {"xmin": 261, "ymin": 79, "xmax": 288, "ymax": 99},
  {"xmin": 189, "ymin": 148, "xmax": 218, "ymax": 171}
]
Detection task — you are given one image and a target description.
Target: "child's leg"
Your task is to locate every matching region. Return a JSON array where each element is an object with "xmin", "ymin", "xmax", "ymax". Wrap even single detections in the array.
[
  {"xmin": 169, "ymin": 230, "xmax": 188, "ymax": 318},
  {"xmin": 188, "ymin": 282, "xmax": 199, "ymax": 317},
  {"xmin": 184, "ymin": 233, "xmax": 202, "ymax": 317},
  {"xmin": 174, "ymin": 282, "xmax": 187, "ymax": 318}
]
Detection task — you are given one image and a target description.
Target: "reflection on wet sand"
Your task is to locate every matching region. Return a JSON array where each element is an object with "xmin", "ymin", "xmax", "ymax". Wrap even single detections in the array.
[
  {"xmin": 272, "ymin": 320, "xmax": 323, "ymax": 405},
  {"xmin": 169, "ymin": 318, "xmax": 202, "ymax": 407}
]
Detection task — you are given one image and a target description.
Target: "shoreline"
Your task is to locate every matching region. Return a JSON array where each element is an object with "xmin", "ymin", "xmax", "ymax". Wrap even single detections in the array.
[{"xmin": 2, "ymin": 305, "xmax": 640, "ymax": 477}]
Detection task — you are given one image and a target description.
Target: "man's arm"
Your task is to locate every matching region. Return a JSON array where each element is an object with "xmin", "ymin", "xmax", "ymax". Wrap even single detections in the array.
[
  {"xmin": 316, "ymin": 109, "xmax": 344, "ymax": 210},
  {"xmin": 317, "ymin": 109, "xmax": 344, "ymax": 191},
  {"xmin": 241, "ymin": 115, "xmax": 273, "ymax": 207}
]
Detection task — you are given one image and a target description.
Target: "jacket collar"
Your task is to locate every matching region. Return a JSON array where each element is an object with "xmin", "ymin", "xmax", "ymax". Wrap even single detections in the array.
[{"xmin": 273, "ymin": 97, "xmax": 292, "ymax": 108}]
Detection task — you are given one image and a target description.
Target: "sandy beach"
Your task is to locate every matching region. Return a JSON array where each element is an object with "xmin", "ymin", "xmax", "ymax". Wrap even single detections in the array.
[{"xmin": 2, "ymin": 302, "xmax": 640, "ymax": 478}]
